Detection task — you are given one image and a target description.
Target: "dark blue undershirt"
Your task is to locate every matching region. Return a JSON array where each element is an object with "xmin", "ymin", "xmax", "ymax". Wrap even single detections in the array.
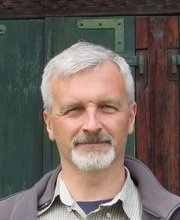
[{"xmin": 77, "ymin": 199, "xmax": 112, "ymax": 215}]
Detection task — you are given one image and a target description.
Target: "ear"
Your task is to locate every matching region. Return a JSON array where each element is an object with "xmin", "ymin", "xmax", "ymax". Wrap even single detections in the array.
[
  {"xmin": 128, "ymin": 102, "xmax": 137, "ymax": 135},
  {"xmin": 43, "ymin": 110, "xmax": 55, "ymax": 141}
]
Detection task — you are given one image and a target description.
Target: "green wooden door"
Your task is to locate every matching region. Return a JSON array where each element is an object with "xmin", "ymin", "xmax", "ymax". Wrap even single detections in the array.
[
  {"xmin": 43, "ymin": 16, "xmax": 135, "ymax": 174},
  {"xmin": 0, "ymin": 20, "xmax": 44, "ymax": 197},
  {"xmin": 0, "ymin": 16, "xmax": 135, "ymax": 197}
]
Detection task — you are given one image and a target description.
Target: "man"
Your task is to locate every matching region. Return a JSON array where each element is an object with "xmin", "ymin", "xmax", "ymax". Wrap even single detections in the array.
[{"xmin": 0, "ymin": 41, "xmax": 179, "ymax": 220}]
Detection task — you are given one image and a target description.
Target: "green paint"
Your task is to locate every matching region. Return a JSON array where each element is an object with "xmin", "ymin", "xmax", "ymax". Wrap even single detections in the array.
[{"xmin": 0, "ymin": 20, "xmax": 44, "ymax": 197}]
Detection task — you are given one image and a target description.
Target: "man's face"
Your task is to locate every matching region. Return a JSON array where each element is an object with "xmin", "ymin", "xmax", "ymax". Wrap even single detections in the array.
[{"xmin": 44, "ymin": 62, "xmax": 136, "ymax": 171}]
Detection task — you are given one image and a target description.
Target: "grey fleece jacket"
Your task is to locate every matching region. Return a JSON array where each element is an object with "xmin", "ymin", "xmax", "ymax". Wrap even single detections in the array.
[{"xmin": 0, "ymin": 156, "xmax": 180, "ymax": 220}]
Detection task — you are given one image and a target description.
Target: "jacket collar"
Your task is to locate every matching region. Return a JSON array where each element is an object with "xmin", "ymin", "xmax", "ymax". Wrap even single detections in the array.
[
  {"xmin": 124, "ymin": 156, "xmax": 180, "ymax": 219},
  {"xmin": 36, "ymin": 156, "xmax": 180, "ymax": 219}
]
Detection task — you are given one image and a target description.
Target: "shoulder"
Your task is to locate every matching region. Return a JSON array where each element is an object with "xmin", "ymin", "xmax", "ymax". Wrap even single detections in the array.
[
  {"xmin": 125, "ymin": 156, "xmax": 180, "ymax": 219},
  {"xmin": 0, "ymin": 190, "xmax": 30, "ymax": 219},
  {"xmin": 0, "ymin": 166, "xmax": 60, "ymax": 220}
]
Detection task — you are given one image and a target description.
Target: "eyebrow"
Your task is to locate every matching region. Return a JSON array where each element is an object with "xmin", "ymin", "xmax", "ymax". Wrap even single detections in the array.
[
  {"xmin": 98, "ymin": 99, "xmax": 124, "ymax": 107},
  {"xmin": 61, "ymin": 100, "xmax": 123, "ymax": 110}
]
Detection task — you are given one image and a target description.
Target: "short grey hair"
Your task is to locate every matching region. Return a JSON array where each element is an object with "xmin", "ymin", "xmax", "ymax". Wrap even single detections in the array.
[{"xmin": 41, "ymin": 41, "xmax": 135, "ymax": 111}]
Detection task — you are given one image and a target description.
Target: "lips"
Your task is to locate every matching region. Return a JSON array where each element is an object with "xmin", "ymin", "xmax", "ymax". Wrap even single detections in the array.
[
  {"xmin": 76, "ymin": 140, "xmax": 110, "ymax": 145},
  {"xmin": 75, "ymin": 141, "xmax": 110, "ymax": 148}
]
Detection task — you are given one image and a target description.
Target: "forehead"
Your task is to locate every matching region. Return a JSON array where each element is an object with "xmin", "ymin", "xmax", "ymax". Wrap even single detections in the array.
[{"xmin": 51, "ymin": 62, "xmax": 127, "ymax": 103}]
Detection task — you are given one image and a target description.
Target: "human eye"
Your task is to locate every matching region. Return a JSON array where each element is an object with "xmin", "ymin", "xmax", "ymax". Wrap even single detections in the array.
[
  {"xmin": 99, "ymin": 104, "xmax": 118, "ymax": 113},
  {"xmin": 63, "ymin": 106, "xmax": 83, "ymax": 116}
]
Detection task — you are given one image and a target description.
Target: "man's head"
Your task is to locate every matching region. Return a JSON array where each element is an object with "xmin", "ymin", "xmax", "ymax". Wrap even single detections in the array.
[
  {"xmin": 41, "ymin": 41, "xmax": 137, "ymax": 171},
  {"xmin": 41, "ymin": 41, "xmax": 135, "ymax": 112}
]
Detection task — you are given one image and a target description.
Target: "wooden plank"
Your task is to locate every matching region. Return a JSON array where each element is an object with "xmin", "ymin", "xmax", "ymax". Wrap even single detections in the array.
[
  {"xmin": 148, "ymin": 17, "xmax": 168, "ymax": 187},
  {"xmin": 166, "ymin": 17, "xmax": 179, "ymax": 194},
  {"xmin": 1, "ymin": 1, "xmax": 180, "ymax": 18},
  {"xmin": 135, "ymin": 17, "xmax": 151, "ymax": 167},
  {"xmin": 166, "ymin": 16, "xmax": 178, "ymax": 48},
  {"xmin": 136, "ymin": 16, "xmax": 148, "ymax": 50},
  {"xmin": 135, "ymin": 51, "xmax": 151, "ymax": 166}
]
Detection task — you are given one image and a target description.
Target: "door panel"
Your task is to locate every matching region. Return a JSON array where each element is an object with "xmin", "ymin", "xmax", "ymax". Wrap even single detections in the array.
[
  {"xmin": 136, "ymin": 16, "xmax": 180, "ymax": 195},
  {"xmin": 0, "ymin": 20, "xmax": 44, "ymax": 197}
]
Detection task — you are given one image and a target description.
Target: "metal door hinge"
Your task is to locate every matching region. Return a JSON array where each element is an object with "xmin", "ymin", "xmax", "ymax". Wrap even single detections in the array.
[
  {"xmin": 77, "ymin": 18, "xmax": 144, "ymax": 72},
  {"xmin": 77, "ymin": 18, "xmax": 124, "ymax": 53},
  {"xmin": 123, "ymin": 55, "xmax": 145, "ymax": 74},
  {"xmin": 171, "ymin": 55, "xmax": 180, "ymax": 66},
  {"xmin": 168, "ymin": 54, "xmax": 180, "ymax": 80},
  {"xmin": 0, "ymin": 25, "xmax": 6, "ymax": 35}
]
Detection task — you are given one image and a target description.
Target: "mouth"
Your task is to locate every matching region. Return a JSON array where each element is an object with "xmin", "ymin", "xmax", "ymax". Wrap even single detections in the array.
[
  {"xmin": 76, "ymin": 140, "xmax": 110, "ymax": 145},
  {"xmin": 73, "ymin": 142, "xmax": 112, "ymax": 155},
  {"xmin": 75, "ymin": 141, "xmax": 110, "ymax": 148}
]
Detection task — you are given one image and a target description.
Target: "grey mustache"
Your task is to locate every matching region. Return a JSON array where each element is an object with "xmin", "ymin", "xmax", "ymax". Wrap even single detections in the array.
[{"xmin": 71, "ymin": 134, "xmax": 113, "ymax": 146}]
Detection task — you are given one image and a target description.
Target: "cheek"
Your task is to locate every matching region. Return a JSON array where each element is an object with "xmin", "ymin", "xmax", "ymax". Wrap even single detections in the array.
[
  {"xmin": 109, "ymin": 117, "xmax": 130, "ymax": 150},
  {"xmin": 101, "ymin": 114, "xmax": 130, "ymax": 135},
  {"xmin": 52, "ymin": 118, "xmax": 81, "ymax": 145}
]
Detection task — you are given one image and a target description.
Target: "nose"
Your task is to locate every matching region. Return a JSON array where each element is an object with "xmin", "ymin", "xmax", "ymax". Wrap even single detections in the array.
[{"xmin": 82, "ymin": 108, "xmax": 102, "ymax": 133}]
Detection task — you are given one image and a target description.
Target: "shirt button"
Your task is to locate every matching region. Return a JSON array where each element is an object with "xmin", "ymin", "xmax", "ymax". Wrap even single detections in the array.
[
  {"xmin": 67, "ymin": 207, "xmax": 72, "ymax": 213},
  {"xmin": 106, "ymin": 212, "xmax": 111, "ymax": 218}
]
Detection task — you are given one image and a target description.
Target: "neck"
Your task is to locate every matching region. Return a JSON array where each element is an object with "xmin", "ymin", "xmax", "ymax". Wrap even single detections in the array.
[{"xmin": 60, "ymin": 158, "xmax": 126, "ymax": 201}]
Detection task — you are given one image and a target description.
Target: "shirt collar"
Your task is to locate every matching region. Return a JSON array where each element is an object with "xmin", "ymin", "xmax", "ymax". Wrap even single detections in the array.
[
  {"xmin": 39, "ymin": 167, "xmax": 142, "ymax": 219},
  {"xmin": 114, "ymin": 167, "xmax": 142, "ymax": 220}
]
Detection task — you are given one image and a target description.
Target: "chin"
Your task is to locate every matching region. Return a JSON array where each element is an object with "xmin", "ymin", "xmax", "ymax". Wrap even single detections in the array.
[{"xmin": 71, "ymin": 147, "xmax": 116, "ymax": 171}]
